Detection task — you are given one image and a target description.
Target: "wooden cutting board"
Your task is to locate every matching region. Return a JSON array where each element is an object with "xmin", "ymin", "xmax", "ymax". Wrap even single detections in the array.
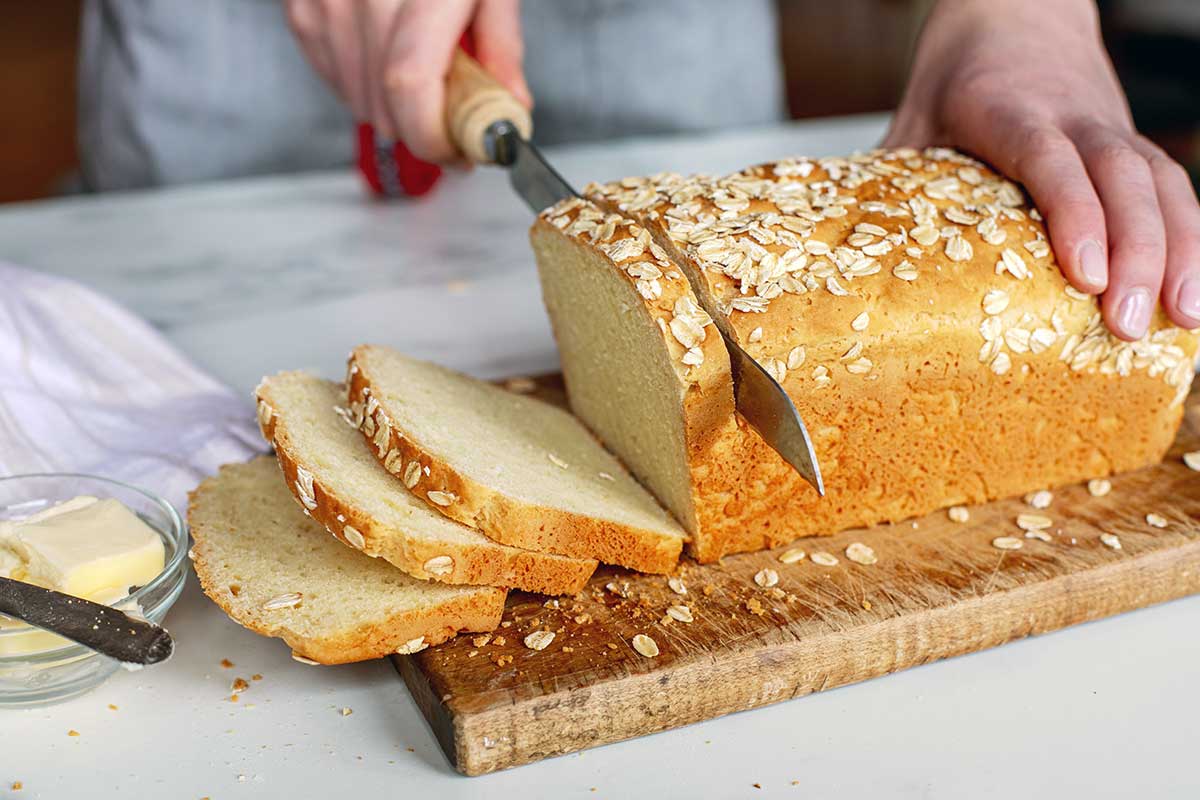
[{"xmin": 396, "ymin": 378, "xmax": 1200, "ymax": 776}]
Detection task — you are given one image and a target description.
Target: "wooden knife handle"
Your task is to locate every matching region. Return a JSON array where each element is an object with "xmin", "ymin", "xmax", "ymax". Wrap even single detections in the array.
[{"xmin": 444, "ymin": 49, "xmax": 532, "ymax": 164}]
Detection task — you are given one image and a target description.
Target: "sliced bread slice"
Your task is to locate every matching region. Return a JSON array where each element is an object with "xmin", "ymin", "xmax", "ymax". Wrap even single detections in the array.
[
  {"xmin": 188, "ymin": 457, "xmax": 505, "ymax": 665},
  {"xmin": 347, "ymin": 345, "xmax": 688, "ymax": 574},
  {"xmin": 255, "ymin": 372, "xmax": 596, "ymax": 594}
]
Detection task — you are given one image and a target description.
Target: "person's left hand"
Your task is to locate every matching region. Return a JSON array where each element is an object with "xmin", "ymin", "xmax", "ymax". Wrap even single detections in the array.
[{"xmin": 885, "ymin": 0, "xmax": 1200, "ymax": 340}]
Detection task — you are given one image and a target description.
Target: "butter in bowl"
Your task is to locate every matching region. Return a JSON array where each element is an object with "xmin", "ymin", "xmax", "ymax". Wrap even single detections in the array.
[{"xmin": 0, "ymin": 474, "xmax": 188, "ymax": 706}]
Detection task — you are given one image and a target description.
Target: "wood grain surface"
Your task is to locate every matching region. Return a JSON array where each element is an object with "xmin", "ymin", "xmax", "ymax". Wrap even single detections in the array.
[{"xmin": 396, "ymin": 377, "xmax": 1200, "ymax": 776}]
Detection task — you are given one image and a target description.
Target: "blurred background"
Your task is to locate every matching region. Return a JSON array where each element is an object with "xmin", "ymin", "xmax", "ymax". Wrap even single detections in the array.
[{"xmin": 3, "ymin": 0, "xmax": 1197, "ymax": 203}]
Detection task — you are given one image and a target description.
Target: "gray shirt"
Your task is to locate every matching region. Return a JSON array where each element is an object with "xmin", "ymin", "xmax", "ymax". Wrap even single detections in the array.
[{"xmin": 78, "ymin": 0, "xmax": 785, "ymax": 191}]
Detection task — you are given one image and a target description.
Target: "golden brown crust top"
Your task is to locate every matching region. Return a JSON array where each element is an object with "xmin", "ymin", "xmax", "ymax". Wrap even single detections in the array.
[{"xmin": 587, "ymin": 147, "xmax": 1197, "ymax": 407}]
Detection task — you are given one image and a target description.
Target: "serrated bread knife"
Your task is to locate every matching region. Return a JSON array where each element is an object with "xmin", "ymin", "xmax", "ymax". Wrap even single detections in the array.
[{"xmin": 442, "ymin": 51, "xmax": 824, "ymax": 495}]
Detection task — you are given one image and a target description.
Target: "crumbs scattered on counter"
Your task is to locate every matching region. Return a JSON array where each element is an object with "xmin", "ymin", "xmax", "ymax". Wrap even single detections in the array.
[
  {"xmin": 67, "ymin": 730, "xmax": 79, "ymax": 737},
  {"xmin": 220, "ymin": 658, "xmax": 234, "ymax": 669},
  {"xmin": 231, "ymin": 677, "xmax": 249, "ymax": 693}
]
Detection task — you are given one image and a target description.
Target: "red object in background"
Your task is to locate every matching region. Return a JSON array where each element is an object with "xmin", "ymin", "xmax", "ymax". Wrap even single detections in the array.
[
  {"xmin": 357, "ymin": 34, "xmax": 475, "ymax": 199},
  {"xmin": 356, "ymin": 125, "xmax": 442, "ymax": 198}
]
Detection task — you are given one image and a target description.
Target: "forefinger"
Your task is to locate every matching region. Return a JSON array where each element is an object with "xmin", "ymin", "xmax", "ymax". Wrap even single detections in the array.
[{"xmin": 1074, "ymin": 127, "xmax": 1167, "ymax": 341}]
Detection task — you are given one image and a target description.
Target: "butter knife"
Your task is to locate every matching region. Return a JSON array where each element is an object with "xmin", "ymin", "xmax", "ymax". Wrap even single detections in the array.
[
  {"xmin": 0, "ymin": 576, "xmax": 174, "ymax": 666},
  {"xmin": 443, "ymin": 51, "xmax": 824, "ymax": 495}
]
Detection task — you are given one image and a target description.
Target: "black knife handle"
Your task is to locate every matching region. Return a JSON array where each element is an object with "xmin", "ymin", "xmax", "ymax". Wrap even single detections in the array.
[{"xmin": 0, "ymin": 576, "xmax": 173, "ymax": 665}]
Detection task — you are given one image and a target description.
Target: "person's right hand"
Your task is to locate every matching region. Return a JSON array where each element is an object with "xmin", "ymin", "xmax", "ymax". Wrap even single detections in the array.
[{"xmin": 284, "ymin": 0, "xmax": 531, "ymax": 163}]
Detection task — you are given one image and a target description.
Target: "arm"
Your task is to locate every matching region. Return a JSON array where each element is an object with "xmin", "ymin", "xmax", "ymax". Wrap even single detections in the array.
[
  {"xmin": 283, "ymin": 0, "xmax": 530, "ymax": 163},
  {"xmin": 886, "ymin": 0, "xmax": 1200, "ymax": 340}
]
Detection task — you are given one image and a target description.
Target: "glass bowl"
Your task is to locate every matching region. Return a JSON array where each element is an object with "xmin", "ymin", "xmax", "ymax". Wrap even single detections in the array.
[{"xmin": 0, "ymin": 474, "xmax": 188, "ymax": 707}]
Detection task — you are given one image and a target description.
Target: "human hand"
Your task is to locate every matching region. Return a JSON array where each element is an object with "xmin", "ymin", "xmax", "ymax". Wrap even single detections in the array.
[
  {"xmin": 885, "ymin": 0, "xmax": 1200, "ymax": 339},
  {"xmin": 284, "ymin": 0, "xmax": 531, "ymax": 163}
]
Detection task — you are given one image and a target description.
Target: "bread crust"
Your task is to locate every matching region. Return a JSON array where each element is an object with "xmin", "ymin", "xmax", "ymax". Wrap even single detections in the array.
[
  {"xmin": 255, "ymin": 376, "xmax": 597, "ymax": 595},
  {"xmin": 187, "ymin": 459, "xmax": 505, "ymax": 665},
  {"xmin": 347, "ymin": 347, "xmax": 685, "ymax": 574},
  {"xmin": 555, "ymin": 148, "xmax": 1200, "ymax": 561}
]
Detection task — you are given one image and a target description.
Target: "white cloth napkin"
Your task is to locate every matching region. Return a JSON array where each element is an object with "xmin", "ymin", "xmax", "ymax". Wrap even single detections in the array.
[{"xmin": 0, "ymin": 262, "xmax": 264, "ymax": 511}]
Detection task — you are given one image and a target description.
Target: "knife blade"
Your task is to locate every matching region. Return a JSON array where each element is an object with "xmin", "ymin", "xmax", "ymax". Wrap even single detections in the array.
[{"xmin": 444, "ymin": 51, "xmax": 824, "ymax": 495}]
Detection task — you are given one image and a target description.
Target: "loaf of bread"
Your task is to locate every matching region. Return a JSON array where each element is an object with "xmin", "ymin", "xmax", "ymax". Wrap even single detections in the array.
[
  {"xmin": 346, "ymin": 345, "xmax": 688, "ymax": 573},
  {"xmin": 533, "ymin": 147, "xmax": 1199, "ymax": 562},
  {"xmin": 255, "ymin": 372, "xmax": 597, "ymax": 595},
  {"xmin": 188, "ymin": 457, "xmax": 505, "ymax": 664}
]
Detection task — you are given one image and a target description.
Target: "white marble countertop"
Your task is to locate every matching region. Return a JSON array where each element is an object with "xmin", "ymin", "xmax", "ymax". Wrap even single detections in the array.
[{"xmin": 2, "ymin": 114, "xmax": 1198, "ymax": 799}]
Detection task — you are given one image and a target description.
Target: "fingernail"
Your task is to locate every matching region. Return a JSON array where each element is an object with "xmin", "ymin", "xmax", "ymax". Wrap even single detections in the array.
[
  {"xmin": 1077, "ymin": 240, "xmax": 1107, "ymax": 290},
  {"xmin": 1178, "ymin": 277, "xmax": 1200, "ymax": 322},
  {"xmin": 1116, "ymin": 287, "xmax": 1152, "ymax": 339}
]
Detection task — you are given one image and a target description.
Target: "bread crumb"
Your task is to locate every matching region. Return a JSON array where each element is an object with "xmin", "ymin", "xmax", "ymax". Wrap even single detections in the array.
[
  {"xmin": 341, "ymin": 707, "xmax": 353, "ymax": 716},
  {"xmin": 220, "ymin": 658, "xmax": 234, "ymax": 669},
  {"xmin": 862, "ymin": 599, "xmax": 873, "ymax": 611},
  {"xmin": 562, "ymin": 646, "xmax": 575, "ymax": 653},
  {"xmin": 745, "ymin": 598, "xmax": 766, "ymax": 616},
  {"xmin": 107, "ymin": 704, "xmax": 118, "ymax": 711},
  {"xmin": 229, "ymin": 694, "xmax": 239, "ymax": 703},
  {"xmin": 492, "ymin": 636, "xmax": 506, "ymax": 646},
  {"xmin": 67, "ymin": 730, "xmax": 80, "ymax": 737},
  {"xmin": 231, "ymin": 677, "xmax": 249, "ymax": 693},
  {"xmin": 251, "ymin": 674, "xmax": 263, "ymax": 681},
  {"xmin": 11, "ymin": 781, "xmax": 22, "ymax": 791},
  {"xmin": 472, "ymin": 634, "xmax": 492, "ymax": 648}
]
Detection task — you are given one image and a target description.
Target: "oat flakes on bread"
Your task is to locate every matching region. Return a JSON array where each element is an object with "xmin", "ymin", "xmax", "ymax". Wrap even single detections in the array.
[{"xmin": 533, "ymin": 146, "xmax": 1198, "ymax": 561}]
